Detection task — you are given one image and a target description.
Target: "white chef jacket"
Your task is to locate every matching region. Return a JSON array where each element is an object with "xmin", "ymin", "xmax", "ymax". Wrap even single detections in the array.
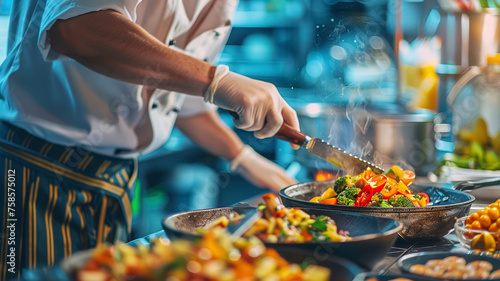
[{"xmin": 0, "ymin": 0, "xmax": 237, "ymax": 157}]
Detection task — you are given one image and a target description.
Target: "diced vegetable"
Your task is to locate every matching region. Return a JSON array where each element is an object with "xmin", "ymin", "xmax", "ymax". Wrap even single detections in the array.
[
  {"xmin": 337, "ymin": 194, "xmax": 355, "ymax": 206},
  {"xmin": 414, "ymin": 193, "xmax": 428, "ymax": 207},
  {"xmin": 354, "ymin": 185, "xmax": 373, "ymax": 207},
  {"xmin": 309, "ymin": 196, "xmax": 322, "ymax": 203},
  {"xmin": 333, "ymin": 175, "xmax": 354, "ymax": 193},
  {"xmin": 389, "ymin": 194, "xmax": 415, "ymax": 207},
  {"xmin": 387, "ymin": 165, "xmax": 405, "ymax": 179},
  {"xmin": 417, "ymin": 192, "xmax": 430, "ymax": 204},
  {"xmin": 76, "ymin": 229, "xmax": 331, "ymax": 281},
  {"xmin": 380, "ymin": 177, "xmax": 398, "ymax": 199},
  {"xmin": 310, "ymin": 216, "xmax": 328, "ymax": 231},
  {"xmin": 319, "ymin": 198, "xmax": 337, "ymax": 205},
  {"xmin": 397, "ymin": 181, "xmax": 412, "ymax": 195},
  {"xmin": 320, "ymin": 188, "xmax": 337, "ymax": 201},
  {"xmin": 199, "ymin": 194, "xmax": 350, "ymax": 244},
  {"xmin": 337, "ymin": 185, "xmax": 360, "ymax": 201},
  {"xmin": 314, "ymin": 165, "xmax": 423, "ymax": 208},
  {"xmin": 360, "ymin": 167, "xmax": 376, "ymax": 180},
  {"xmin": 366, "ymin": 174, "xmax": 387, "ymax": 193},
  {"xmin": 262, "ymin": 193, "xmax": 285, "ymax": 217},
  {"xmin": 354, "ymin": 177, "xmax": 369, "ymax": 189},
  {"xmin": 303, "ymin": 265, "xmax": 331, "ymax": 281},
  {"xmin": 404, "ymin": 194, "xmax": 421, "ymax": 207}
]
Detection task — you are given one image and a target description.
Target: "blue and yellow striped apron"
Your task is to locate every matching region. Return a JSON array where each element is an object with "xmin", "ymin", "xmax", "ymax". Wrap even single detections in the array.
[{"xmin": 0, "ymin": 122, "xmax": 137, "ymax": 280}]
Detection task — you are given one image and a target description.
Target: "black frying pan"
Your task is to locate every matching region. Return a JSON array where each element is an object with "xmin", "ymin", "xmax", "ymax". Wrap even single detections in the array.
[
  {"xmin": 162, "ymin": 206, "xmax": 402, "ymax": 270},
  {"xmin": 279, "ymin": 181, "xmax": 475, "ymax": 240}
]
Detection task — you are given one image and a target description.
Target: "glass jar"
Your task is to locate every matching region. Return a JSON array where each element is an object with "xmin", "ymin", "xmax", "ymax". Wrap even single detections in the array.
[{"xmin": 446, "ymin": 54, "xmax": 500, "ymax": 170}]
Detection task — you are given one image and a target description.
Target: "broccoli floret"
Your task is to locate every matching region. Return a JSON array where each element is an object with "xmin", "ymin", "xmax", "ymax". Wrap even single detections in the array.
[
  {"xmin": 414, "ymin": 194, "xmax": 424, "ymax": 200},
  {"xmin": 366, "ymin": 194, "xmax": 392, "ymax": 207},
  {"xmin": 389, "ymin": 194, "xmax": 415, "ymax": 207},
  {"xmin": 370, "ymin": 193, "xmax": 392, "ymax": 207},
  {"xmin": 388, "ymin": 194, "xmax": 401, "ymax": 206},
  {"xmin": 336, "ymin": 185, "xmax": 359, "ymax": 206},
  {"xmin": 372, "ymin": 193, "xmax": 383, "ymax": 203},
  {"xmin": 396, "ymin": 196, "xmax": 415, "ymax": 207},
  {"xmin": 378, "ymin": 200, "xmax": 393, "ymax": 208},
  {"xmin": 337, "ymin": 194, "xmax": 355, "ymax": 206},
  {"xmin": 333, "ymin": 175, "xmax": 354, "ymax": 194},
  {"xmin": 337, "ymin": 185, "xmax": 360, "ymax": 201}
]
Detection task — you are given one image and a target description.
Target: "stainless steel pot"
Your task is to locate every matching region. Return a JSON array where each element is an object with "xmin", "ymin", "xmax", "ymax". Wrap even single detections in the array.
[{"xmin": 352, "ymin": 108, "xmax": 438, "ymax": 175}]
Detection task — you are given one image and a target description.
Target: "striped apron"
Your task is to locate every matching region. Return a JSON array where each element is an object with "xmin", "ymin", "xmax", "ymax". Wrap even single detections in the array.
[{"xmin": 0, "ymin": 122, "xmax": 137, "ymax": 280}]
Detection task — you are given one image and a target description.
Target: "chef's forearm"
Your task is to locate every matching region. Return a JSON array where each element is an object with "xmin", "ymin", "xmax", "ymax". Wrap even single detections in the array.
[
  {"xmin": 175, "ymin": 111, "xmax": 244, "ymax": 161},
  {"xmin": 49, "ymin": 9, "xmax": 215, "ymax": 97}
]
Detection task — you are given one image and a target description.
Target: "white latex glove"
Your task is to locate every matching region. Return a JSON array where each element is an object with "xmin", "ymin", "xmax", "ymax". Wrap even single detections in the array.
[
  {"xmin": 204, "ymin": 65, "xmax": 299, "ymax": 139},
  {"xmin": 230, "ymin": 145, "xmax": 298, "ymax": 192}
]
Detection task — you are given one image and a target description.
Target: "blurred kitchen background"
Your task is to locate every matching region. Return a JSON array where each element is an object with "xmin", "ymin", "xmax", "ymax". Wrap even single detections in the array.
[{"xmin": 1, "ymin": 0, "xmax": 500, "ymax": 238}]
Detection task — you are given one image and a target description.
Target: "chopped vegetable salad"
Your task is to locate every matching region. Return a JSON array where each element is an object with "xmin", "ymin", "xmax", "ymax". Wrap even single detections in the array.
[
  {"xmin": 198, "ymin": 193, "xmax": 351, "ymax": 243},
  {"xmin": 76, "ymin": 228, "xmax": 331, "ymax": 281}
]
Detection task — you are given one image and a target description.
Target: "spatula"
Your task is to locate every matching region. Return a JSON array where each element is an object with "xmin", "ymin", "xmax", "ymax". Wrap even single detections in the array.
[{"xmin": 226, "ymin": 208, "xmax": 262, "ymax": 242}]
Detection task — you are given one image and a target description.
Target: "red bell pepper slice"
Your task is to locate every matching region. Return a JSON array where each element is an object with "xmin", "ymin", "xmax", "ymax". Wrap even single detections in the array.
[
  {"xmin": 360, "ymin": 168, "xmax": 376, "ymax": 180},
  {"xmin": 367, "ymin": 174, "xmax": 387, "ymax": 193},
  {"xmin": 319, "ymin": 198, "xmax": 338, "ymax": 205},
  {"xmin": 418, "ymin": 192, "xmax": 430, "ymax": 204},
  {"xmin": 354, "ymin": 185, "xmax": 374, "ymax": 207}
]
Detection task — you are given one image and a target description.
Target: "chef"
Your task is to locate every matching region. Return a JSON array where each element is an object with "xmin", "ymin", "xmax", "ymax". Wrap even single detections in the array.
[{"xmin": 0, "ymin": 0, "xmax": 300, "ymax": 278}]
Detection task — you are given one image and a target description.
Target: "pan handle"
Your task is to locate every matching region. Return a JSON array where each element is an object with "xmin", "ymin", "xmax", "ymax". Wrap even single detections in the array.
[{"xmin": 453, "ymin": 177, "xmax": 500, "ymax": 191}]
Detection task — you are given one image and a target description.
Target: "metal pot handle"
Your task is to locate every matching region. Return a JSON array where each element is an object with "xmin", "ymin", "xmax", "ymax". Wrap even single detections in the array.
[
  {"xmin": 447, "ymin": 66, "xmax": 483, "ymax": 107},
  {"xmin": 453, "ymin": 177, "xmax": 500, "ymax": 191}
]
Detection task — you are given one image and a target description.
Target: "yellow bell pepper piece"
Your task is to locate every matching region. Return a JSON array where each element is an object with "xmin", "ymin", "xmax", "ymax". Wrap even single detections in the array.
[
  {"xmin": 320, "ymin": 188, "xmax": 337, "ymax": 201},
  {"xmin": 309, "ymin": 196, "xmax": 322, "ymax": 203},
  {"xmin": 391, "ymin": 165, "xmax": 405, "ymax": 178},
  {"xmin": 397, "ymin": 181, "xmax": 411, "ymax": 195}
]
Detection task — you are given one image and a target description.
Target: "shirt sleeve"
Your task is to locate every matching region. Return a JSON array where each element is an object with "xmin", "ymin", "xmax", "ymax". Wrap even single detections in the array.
[
  {"xmin": 38, "ymin": 0, "xmax": 142, "ymax": 61},
  {"xmin": 177, "ymin": 95, "xmax": 218, "ymax": 119}
]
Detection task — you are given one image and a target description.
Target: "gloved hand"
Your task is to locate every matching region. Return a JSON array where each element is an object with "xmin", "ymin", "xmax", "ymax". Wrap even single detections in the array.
[
  {"xmin": 230, "ymin": 145, "xmax": 298, "ymax": 192},
  {"xmin": 205, "ymin": 65, "xmax": 299, "ymax": 139}
]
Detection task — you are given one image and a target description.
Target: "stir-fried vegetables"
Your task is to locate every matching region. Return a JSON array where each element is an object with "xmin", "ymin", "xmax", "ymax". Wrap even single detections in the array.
[
  {"xmin": 310, "ymin": 165, "xmax": 429, "ymax": 207},
  {"xmin": 76, "ymin": 228, "xmax": 331, "ymax": 281},
  {"xmin": 198, "ymin": 193, "xmax": 351, "ymax": 243}
]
